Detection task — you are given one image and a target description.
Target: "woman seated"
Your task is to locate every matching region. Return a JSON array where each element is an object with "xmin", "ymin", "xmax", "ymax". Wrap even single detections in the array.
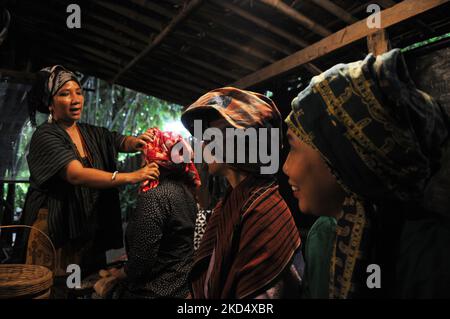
[{"xmin": 95, "ymin": 128, "xmax": 201, "ymax": 299}]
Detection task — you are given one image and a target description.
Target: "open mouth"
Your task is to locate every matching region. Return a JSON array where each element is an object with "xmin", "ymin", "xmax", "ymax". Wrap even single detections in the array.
[{"xmin": 70, "ymin": 107, "xmax": 82, "ymax": 113}]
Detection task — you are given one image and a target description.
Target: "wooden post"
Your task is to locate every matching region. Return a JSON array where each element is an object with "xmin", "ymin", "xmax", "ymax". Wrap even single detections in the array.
[
  {"xmin": 0, "ymin": 182, "xmax": 14, "ymax": 245},
  {"xmin": 0, "ymin": 181, "xmax": 4, "ymax": 225},
  {"xmin": 367, "ymin": 29, "xmax": 391, "ymax": 56}
]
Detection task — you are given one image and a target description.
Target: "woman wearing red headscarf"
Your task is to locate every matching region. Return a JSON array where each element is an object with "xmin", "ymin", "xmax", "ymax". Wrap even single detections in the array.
[{"xmin": 95, "ymin": 128, "xmax": 201, "ymax": 299}]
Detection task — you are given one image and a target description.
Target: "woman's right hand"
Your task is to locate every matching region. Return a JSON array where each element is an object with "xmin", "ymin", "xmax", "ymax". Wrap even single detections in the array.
[{"xmin": 129, "ymin": 162, "xmax": 159, "ymax": 184}]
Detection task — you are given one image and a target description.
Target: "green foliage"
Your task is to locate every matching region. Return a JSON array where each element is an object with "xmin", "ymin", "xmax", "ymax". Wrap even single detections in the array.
[{"xmin": 401, "ymin": 32, "xmax": 450, "ymax": 52}]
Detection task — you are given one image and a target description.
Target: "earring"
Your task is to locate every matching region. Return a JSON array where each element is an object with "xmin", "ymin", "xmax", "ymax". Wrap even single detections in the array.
[{"xmin": 47, "ymin": 113, "xmax": 53, "ymax": 124}]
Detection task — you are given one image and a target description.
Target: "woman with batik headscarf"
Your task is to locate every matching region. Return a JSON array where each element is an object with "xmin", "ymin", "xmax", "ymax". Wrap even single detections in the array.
[
  {"xmin": 94, "ymin": 128, "xmax": 201, "ymax": 299},
  {"xmin": 18, "ymin": 65, "xmax": 160, "ymax": 295},
  {"xmin": 181, "ymin": 87, "xmax": 303, "ymax": 299},
  {"xmin": 283, "ymin": 49, "xmax": 450, "ymax": 298}
]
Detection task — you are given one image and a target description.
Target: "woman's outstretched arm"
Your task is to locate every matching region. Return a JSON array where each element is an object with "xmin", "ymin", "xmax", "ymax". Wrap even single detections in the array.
[{"xmin": 62, "ymin": 160, "xmax": 159, "ymax": 189}]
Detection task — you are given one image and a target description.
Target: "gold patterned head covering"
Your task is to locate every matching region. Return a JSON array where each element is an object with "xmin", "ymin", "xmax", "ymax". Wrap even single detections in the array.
[{"xmin": 286, "ymin": 49, "xmax": 449, "ymax": 298}]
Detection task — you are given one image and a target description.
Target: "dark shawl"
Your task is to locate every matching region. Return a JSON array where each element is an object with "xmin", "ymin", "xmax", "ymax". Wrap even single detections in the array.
[
  {"xmin": 190, "ymin": 175, "xmax": 301, "ymax": 299},
  {"xmin": 286, "ymin": 49, "xmax": 449, "ymax": 298},
  {"xmin": 20, "ymin": 122, "xmax": 125, "ymax": 252}
]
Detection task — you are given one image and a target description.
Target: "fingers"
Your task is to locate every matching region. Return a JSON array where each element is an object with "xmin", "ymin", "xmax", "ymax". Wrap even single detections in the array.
[
  {"xmin": 138, "ymin": 131, "xmax": 154, "ymax": 144},
  {"xmin": 139, "ymin": 134, "xmax": 152, "ymax": 143},
  {"xmin": 147, "ymin": 161, "xmax": 158, "ymax": 168},
  {"xmin": 135, "ymin": 138, "xmax": 147, "ymax": 151},
  {"xmin": 147, "ymin": 167, "xmax": 160, "ymax": 179}
]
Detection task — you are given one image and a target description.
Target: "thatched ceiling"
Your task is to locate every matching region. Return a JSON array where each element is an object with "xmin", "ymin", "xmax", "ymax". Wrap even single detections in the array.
[{"xmin": 2, "ymin": 0, "xmax": 449, "ymax": 106}]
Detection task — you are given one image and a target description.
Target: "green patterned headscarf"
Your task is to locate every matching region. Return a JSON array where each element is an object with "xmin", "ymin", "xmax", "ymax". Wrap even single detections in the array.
[{"xmin": 286, "ymin": 49, "xmax": 449, "ymax": 298}]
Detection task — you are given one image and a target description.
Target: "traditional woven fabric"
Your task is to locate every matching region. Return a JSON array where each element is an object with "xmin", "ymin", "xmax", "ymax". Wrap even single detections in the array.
[
  {"xmin": 190, "ymin": 175, "xmax": 301, "ymax": 299},
  {"xmin": 181, "ymin": 86, "xmax": 282, "ymax": 132},
  {"xmin": 140, "ymin": 128, "xmax": 201, "ymax": 192},
  {"xmin": 181, "ymin": 87, "xmax": 282, "ymax": 174},
  {"xmin": 286, "ymin": 49, "xmax": 449, "ymax": 298},
  {"xmin": 193, "ymin": 209, "xmax": 211, "ymax": 251}
]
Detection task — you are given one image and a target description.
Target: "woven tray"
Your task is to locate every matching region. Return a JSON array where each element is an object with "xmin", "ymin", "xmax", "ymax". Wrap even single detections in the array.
[{"xmin": 0, "ymin": 264, "xmax": 53, "ymax": 299}]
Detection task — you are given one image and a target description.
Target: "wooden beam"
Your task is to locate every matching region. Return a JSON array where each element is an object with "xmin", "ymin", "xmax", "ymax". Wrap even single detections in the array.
[
  {"xmin": 309, "ymin": 0, "xmax": 357, "ymax": 24},
  {"xmin": 129, "ymin": 0, "xmax": 174, "ymax": 18},
  {"xmin": 134, "ymin": 58, "xmax": 215, "ymax": 90},
  {"xmin": 158, "ymin": 47, "xmax": 239, "ymax": 81},
  {"xmin": 184, "ymin": 19, "xmax": 277, "ymax": 63},
  {"xmin": 173, "ymin": 29, "xmax": 263, "ymax": 71},
  {"xmin": 96, "ymin": 0, "xmax": 162, "ymax": 32},
  {"xmin": 90, "ymin": 13, "xmax": 151, "ymax": 44},
  {"xmin": 148, "ymin": 52, "xmax": 226, "ymax": 86},
  {"xmin": 232, "ymin": 0, "xmax": 449, "ymax": 89},
  {"xmin": 197, "ymin": 7, "xmax": 295, "ymax": 56},
  {"xmin": 214, "ymin": 0, "xmax": 309, "ymax": 47},
  {"xmin": 117, "ymin": 75, "xmax": 193, "ymax": 105},
  {"xmin": 212, "ymin": 0, "xmax": 321, "ymax": 74},
  {"xmin": 257, "ymin": 0, "xmax": 331, "ymax": 37},
  {"xmin": 367, "ymin": 29, "xmax": 391, "ymax": 56},
  {"xmin": 119, "ymin": 0, "xmax": 276, "ymax": 64},
  {"xmin": 113, "ymin": 0, "xmax": 203, "ymax": 82},
  {"xmin": 21, "ymin": 2, "xmax": 146, "ymax": 52}
]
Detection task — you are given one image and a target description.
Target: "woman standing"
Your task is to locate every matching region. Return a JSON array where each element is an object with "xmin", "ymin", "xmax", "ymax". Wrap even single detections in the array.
[{"xmin": 20, "ymin": 65, "xmax": 159, "ymax": 290}]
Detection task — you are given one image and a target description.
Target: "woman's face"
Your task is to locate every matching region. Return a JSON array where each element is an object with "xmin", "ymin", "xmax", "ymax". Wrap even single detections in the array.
[
  {"xmin": 283, "ymin": 129, "xmax": 345, "ymax": 217},
  {"xmin": 203, "ymin": 118, "xmax": 228, "ymax": 176},
  {"xmin": 50, "ymin": 80, "xmax": 84, "ymax": 123}
]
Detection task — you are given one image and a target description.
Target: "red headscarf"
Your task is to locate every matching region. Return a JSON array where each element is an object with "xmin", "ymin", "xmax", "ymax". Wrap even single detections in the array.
[{"xmin": 140, "ymin": 128, "xmax": 201, "ymax": 192}]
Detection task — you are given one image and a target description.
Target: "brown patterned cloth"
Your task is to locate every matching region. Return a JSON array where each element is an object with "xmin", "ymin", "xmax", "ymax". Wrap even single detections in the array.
[
  {"xmin": 181, "ymin": 87, "xmax": 282, "ymax": 174},
  {"xmin": 189, "ymin": 175, "xmax": 301, "ymax": 299}
]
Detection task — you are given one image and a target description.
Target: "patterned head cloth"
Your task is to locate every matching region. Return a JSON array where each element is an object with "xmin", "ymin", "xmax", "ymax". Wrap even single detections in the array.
[
  {"xmin": 182, "ymin": 87, "xmax": 281, "ymax": 132},
  {"xmin": 286, "ymin": 49, "xmax": 449, "ymax": 298},
  {"xmin": 140, "ymin": 128, "xmax": 201, "ymax": 192},
  {"xmin": 28, "ymin": 65, "xmax": 81, "ymax": 125},
  {"xmin": 181, "ymin": 87, "xmax": 282, "ymax": 173}
]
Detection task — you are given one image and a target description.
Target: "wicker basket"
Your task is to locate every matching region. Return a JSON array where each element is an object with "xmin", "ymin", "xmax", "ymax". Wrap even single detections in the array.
[
  {"xmin": 0, "ymin": 264, "xmax": 53, "ymax": 299},
  {"xmin": 0, "ymin": 225, "xmax": 56, "ymax": 299}
]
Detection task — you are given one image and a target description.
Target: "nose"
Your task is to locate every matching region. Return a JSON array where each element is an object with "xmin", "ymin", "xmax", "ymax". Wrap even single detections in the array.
[
  {"xmin": 71, "ymin": 92, "xmax": 82, "ymax": 105},
  {"xmin": 282, "ymin": 155, "xmax": 290, "ymax": 176}
]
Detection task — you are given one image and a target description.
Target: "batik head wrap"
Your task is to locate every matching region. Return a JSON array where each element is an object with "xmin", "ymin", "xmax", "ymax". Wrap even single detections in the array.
[
  {"xmin": 285, "ymin": 49, "xmax": 449, "ymax": 298},
  {"xmin": 181, "ymin": 87, "xmax": 282, "ymax": 174},
  {"xmin": 140, "ymin": 127, "xmax": 201, "ymax": 192},
  {"xmin": 28, "ymin": 65, "xmax": 81, "ymax": 125}
]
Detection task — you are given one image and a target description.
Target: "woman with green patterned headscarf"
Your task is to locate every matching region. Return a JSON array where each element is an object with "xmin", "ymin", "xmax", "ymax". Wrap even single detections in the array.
[{"xmin": 283, "ymin": 49, "xmax": 450, "ymax": 298}]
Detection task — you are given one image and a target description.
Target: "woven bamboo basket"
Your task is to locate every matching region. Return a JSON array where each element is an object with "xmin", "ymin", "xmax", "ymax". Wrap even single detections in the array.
[
  {"xmin": 0, "ymin": 225, "xmax": 56, "ymax": 299},
  {"xmin": 0, "ymin": 264, "xmax": 53, "ymax": 299}
]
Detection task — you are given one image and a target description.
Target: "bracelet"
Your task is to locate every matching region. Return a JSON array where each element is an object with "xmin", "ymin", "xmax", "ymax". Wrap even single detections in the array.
[{"xmin": 111, "ymin": 171, "xmax": 119, "ymax": 181}]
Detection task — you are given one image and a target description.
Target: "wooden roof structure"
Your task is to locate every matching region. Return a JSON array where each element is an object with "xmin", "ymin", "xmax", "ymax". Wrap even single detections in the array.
[{"xmin": 1, "ymin": 0, "xmax": 450, "ymax": 107}]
